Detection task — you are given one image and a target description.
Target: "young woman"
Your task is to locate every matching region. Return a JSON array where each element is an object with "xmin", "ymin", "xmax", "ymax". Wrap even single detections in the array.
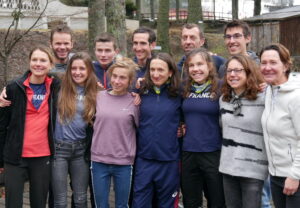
[
  {"xmin": 0, "ymin": 45, "xmax": 60, "ymax": 208},
  {"xmin": 260, "ymin": 44, "xmax": 300, "ymax": 208},
  {"xmin": 51, "ymin": 52, "xmax": 98, "ymax": 208},
  {"xmin": 181, "ymin": 48, "xmax": 225, "ymax": 207},
  {"xmin": 219, "ymin": 54, "xmax": 268, "ymax": 208},
  {"xmin": 132, "ymin": 53, "xmax": 182, "ymax": 208},
  {"xmin": 91, "ymin": 58, "xmax": 139, "ymax": 208}
]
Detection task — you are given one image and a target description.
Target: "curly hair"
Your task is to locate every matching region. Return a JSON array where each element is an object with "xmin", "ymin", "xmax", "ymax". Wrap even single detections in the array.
[{"xmin": 221, "ymin": 55, "xmax": 264, "ymax": 102}]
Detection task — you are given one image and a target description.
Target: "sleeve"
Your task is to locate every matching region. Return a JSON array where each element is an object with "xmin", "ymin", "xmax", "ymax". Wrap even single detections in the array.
[
  {"xmin": 288, "ymin": 93, "xmax": 300, "ymax": 180},
  {"xmin": 0, "ymin": 85, "xmax": 13, "ymax": 167}
]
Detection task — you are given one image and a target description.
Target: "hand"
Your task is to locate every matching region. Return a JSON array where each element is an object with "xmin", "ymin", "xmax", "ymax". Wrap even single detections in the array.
[
  {"xmin": 177, "ymin": 124, "xmax": 186, "ymax": 138},
  {"xmin": 135, "ymin": 78, "xmax": 145, "ymax": 89},
  {"xmin": 97, "ymin": 82, "xmax": 104, "ymax": 90},
  {"xmin": 259, "ymin": 82, "xmax": 267, "ymax": 92},
  {"xmin": 131, "ymin": 92, "xmax": 141, "ymax": 106},
  {"xmin": 0, "ymin": 87, "xmax": 11, "ymax": 107},
  {"xmin": 283, "ymin": 177, "xmax": 299, "ymax": 196}
]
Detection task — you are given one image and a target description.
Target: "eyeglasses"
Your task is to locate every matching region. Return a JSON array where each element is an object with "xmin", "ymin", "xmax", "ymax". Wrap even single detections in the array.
[
  {"xmin": 224, "ymin": 33, "xmax": 244, "ymax": 40},
  {"xmin": 226, "ymin": 68, "xmax": 244, "ymax": 74}
]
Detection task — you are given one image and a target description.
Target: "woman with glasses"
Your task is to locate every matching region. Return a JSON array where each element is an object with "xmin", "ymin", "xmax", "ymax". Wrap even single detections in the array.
[
  {"xmin": 260, "ymin": 44, "xmax": 300, "ymax": 208},
  {"xmin": 219, "ymin": 55, "xmax": 268, "ymax": 208}
]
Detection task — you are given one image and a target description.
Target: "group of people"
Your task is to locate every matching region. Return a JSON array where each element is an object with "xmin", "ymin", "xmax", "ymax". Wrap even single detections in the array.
[{"xmin": 0, "ymin": 19, "xmax": 299, "ymax": 208}]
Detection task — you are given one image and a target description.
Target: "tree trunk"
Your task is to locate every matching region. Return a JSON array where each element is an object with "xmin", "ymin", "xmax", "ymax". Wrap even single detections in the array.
[
  {"xmin": 289, "ymin": 0, "xmax": 294, "ymax": 6},
  {"xmin": 150, "ymin": 0, "xmax": 155, "ymax": 20},
  {"xmin": 176, "ymin": 0, "xmax": 180, "ymax": 21},
  {"xmin": 136, "ymin": 0, "xmax": 141, "ymax": 21},
  {"xmin": 254, "ymin": 0, "xmax": 261, "ymax": 16},
  {"xmin": 106, "ymin": 0, "xmax": 127, "ymax": 55},
  {"xmin": 88, "ymin": 0, "xmax": 106, "ymax": 55},
  {"xmin": 157, "ymin": 0, "xmax": 170, "ymax": 53},
  {"xmin": 232, "ymin": 0, "xmax": 238, "ymax": 20},
  {"xmin": 187, "ymin": 0, "xmax": 203, "ymax": 24}
]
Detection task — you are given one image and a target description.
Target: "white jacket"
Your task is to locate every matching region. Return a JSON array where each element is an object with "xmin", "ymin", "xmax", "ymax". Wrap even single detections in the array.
[{"xmin": 262, "ymin": 72, "xmax": 300, "ymax": 180}]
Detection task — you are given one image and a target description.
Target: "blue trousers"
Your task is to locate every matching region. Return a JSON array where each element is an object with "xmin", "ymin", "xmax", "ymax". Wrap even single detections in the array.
[
  {"xmin": 132, "ymin": 157, "xmax": 179, "ymax": 208},
  {"xmin": 91, "ymin": 162, "xmax": 132, "ymax": 208}
]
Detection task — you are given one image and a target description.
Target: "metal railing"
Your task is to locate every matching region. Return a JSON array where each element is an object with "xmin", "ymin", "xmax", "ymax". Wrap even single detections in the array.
[{"xmin": 0, "ymin": 0, "xmax": 40, "ymax": 11}]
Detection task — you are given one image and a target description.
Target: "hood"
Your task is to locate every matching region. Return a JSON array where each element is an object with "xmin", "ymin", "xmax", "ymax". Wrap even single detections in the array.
[
  {"xmin": 247, "ymin": 51, "xmax": 260, "ymax": 64},
  {"xmin": 278, "ymin": 72, "xmax": 300, "ymax": 92}
]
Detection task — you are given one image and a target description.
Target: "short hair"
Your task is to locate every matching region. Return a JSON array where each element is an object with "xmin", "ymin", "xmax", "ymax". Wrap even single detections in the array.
[
  {"xmin": 182, "ymin": 23, "xmax": 204, "ymax": 39},
  {"xmin": 50, "ymin": 24, "xmax": 72, "ymax": 43},
  {"xmin": 94, "ymin": 33, "xmax": 118, "ymax": 50},
  {"xmin": 183, "ymin": 48, "xmax": 218, "ymax": 99},
  {"xmin": 132, "ymin": 26, "xmax": 156, "ymax": 44},
  {"xmin": 140, "ymin": 53, "xmax": 180, "ymax": 97},
  {"xmin": 108, "ymin": 57, "xmax": 139, "ymax": 89},
  {"xmin": 221, "ymin": 54, "xmax": 264, "ymax": 102},
  {"xmin": 259, "ymin": 43, "xmax": 292, "ymax": 78},
  {"xmin": 29, "ymin": 45, "xmax": 54, "ymax": 65},
  {"xmin": 224, "ymin": 20, "xmax": 251, "ymax": 37}
]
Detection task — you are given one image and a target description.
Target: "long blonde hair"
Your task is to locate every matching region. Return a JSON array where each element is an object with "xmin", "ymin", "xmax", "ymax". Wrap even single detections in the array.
[{"xmin": 58, "ymin": 52, "xmax": 98, "ymax": 124}]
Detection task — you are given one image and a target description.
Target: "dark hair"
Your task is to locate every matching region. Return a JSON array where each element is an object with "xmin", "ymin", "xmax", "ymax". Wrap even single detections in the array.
[
  {"xmin": 50, "ymin": 24, "xmax": 72, "ymax": 43},
  {"xmin": 94, "ymin": 32, "xmax": 118, "ymax": 50},
  {"xmin": 182, "ymin": 23, "xmax": 204, "ymax": 39},
  {"xmin": 29, "ymin": 45, "xmax": 54, "ymax": 65},
  {"xmin": 224, "ymin": 20, "xmax": 251, "ymax": 38},
  {"xmin": 183, "ymin": 48, "xmax": 218, "ymax": 99},
  {"xmin": 140, "ymin": 53, "xmax": 180, "ymax": 97},
  {"xmin": 221, "ymin": 55, "xmax": 264, "ymax": 102},
  {"xmin": 132, "ymin": 26, "xmax": 156, "ymax": 44},
  {"xmin": 259, "ymin": 43, "xmax": 292, "ymax": 78}
]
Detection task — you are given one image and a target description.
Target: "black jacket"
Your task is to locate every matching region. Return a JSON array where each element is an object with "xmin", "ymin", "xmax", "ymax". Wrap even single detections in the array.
[{"xmin": 0, "ymin": 71, "xmax": 60, "ymax": 167}]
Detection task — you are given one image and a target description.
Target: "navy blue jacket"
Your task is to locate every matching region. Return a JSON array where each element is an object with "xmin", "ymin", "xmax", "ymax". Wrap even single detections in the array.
[
  {"xmin": 93, "ymin": 61, "xmax": 112, "ymax": 89},
  {"xmin": 137, "ymin": 86, "xmax": 182, "ymax": 161},
  {"xmin": 182, "ymin": 88, "xmax": 222, "ymax": 152}
]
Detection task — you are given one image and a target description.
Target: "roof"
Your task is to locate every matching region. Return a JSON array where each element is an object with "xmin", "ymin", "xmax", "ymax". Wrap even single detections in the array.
[{"xmin": 245, "ymin": 5, "xmax": 300, "ymax": 22}]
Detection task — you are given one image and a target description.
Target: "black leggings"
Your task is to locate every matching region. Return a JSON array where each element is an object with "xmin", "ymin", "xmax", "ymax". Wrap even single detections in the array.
[
  {"xmin": 4, "ymin": 156, "xmax": 51, "ymax": 208},
  {"xmin": 271, "ymin": 176, "xmax": 300, "ymax": 208}
]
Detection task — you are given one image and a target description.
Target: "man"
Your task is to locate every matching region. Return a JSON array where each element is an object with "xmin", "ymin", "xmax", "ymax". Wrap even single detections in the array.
[
  {"xmin": 0, "ymin": 24, "xmax": 74, "ymax": 106},
  {"xmin": 223, "ymin": 20, "xmax": 259, "ymax": 62},
  {"xmin": 93, "ymin": 33, "xmax": 119, "ymax": 89},
  {"xmin": 178, "ymin": 23, "xmax": 226, "ymax": 78},
  {"xmin": 49, "ymin": 24, "xmax": 74, "ymax": 73},
  {"xmin": 132, "ymin": 26, "xmax": 156, "ymax": 79}
]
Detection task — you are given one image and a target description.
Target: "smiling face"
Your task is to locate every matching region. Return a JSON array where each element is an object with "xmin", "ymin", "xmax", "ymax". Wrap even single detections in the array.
[
  {"xmin": 181, "ymin": 27, "xmax": 205, "ymax": 54},
  {"xmin": 95, "ymin": 41, "xmax": 117, "ymax": 68},
  {"xmin": 50, "ymin": 32, "xmax": 73, "ymax": 64},
  {"xmin": 224, "ymin": 27, "xmax": 251, "ymax": 56},
  {"xmin": 71, "ymin": 59, "xmax": 88, "ymax": 86},
  {"xmin": 110, "ymin": 67, "xmax": 130, "ymax": 95},
  {"xmin": 226, "ymin": 59, "xmax": 247, "ymax": 95},
  {"xmin": 188, "ymin": 54, "xmax": 210, "ymax": 84},
  {"xmin": 150, "ymin": 59, "xmax": 172, "ymax": 87},
  {"xmin": 132, "ymin": 33, "xmax": 155, "ymax": 66},
  {"xmin": 30, "ymin": 49, "xmax": 52, "ymax": 79},
  {"xmin": 260, "ymin": 49, "xmax": 288, "ymax": 85}
]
